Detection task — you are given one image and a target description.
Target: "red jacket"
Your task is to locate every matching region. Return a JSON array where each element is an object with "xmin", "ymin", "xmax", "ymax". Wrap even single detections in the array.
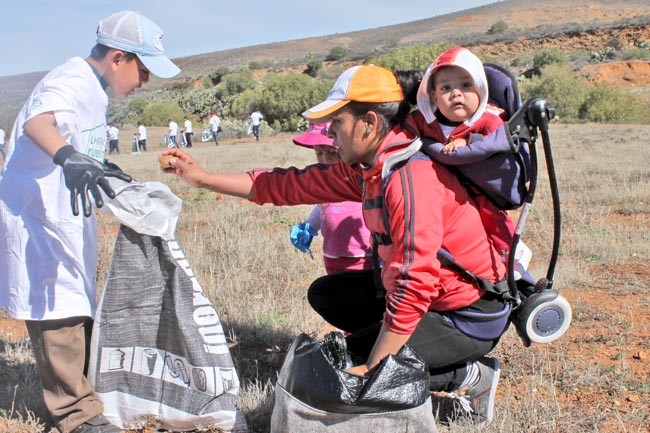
[
  {"xmin": 249, "ymin": 125, "xmax": 505, "ymax": 335},
  {"xmin": 408, "ymin": 104, "xmax": 505, "ymax": 144}
]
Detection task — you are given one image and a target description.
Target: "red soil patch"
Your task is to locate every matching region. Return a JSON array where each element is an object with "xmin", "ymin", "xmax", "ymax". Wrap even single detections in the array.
[{"xmin": 582, "ymin": 60, "xmax": 650, "ymax": 89}]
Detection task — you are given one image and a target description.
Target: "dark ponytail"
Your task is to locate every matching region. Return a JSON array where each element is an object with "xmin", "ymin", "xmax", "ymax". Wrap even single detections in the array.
[{"xmin": 394, "ymin": 70, "xmax": 422, "ymax": 106}]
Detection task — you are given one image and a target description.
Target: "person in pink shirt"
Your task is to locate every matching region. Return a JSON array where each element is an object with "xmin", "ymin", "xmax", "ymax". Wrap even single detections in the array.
[{"xmin": 289, "ymin": 123, "xmax": 373, "ymax": 275}]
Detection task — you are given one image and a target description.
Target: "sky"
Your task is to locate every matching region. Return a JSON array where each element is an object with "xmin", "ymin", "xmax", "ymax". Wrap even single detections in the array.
[{"xmin": 0, "ymin": 0, "xmax": 500, "ymax": 77}]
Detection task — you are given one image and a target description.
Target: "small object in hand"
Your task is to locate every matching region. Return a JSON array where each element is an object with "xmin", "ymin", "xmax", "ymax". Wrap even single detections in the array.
[{"xmin": 158, "ymin": 154, "xmax": 175, "ymax": 169}]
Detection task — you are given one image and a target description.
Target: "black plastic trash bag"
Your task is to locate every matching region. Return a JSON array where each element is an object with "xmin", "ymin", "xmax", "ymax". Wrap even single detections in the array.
[{"xmin": 271, "ymin": 332, "xmax": 438, "ymax": 433}]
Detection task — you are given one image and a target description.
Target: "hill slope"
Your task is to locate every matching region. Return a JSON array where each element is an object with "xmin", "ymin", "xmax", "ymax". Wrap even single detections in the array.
[{"xmin": 1, "ymin": 0, "xmax": 649, "ymax": 129}]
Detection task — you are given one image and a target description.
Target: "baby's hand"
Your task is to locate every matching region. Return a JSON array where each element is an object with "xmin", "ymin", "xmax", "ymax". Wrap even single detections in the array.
[{"xmin": 442, "ymin": 138, "xmax": 468, "ymax": 154}]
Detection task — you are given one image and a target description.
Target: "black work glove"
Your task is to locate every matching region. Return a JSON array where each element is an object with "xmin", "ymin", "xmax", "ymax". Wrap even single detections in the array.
[{"xmin": 53, "ymin": 145, "xmax": 132, "ymax": 217}]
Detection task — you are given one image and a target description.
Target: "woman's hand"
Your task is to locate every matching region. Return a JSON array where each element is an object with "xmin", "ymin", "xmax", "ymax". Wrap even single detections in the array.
[
  {"xmin": 160, "ymin": 148, "xmax": 255, "ymax": 199},
  {"xmin": 161, "ymin": 148, "xmax": 208, "ymax": 189},
  {"xmin": 345, "ymin": 364, "xmax": 372, "ymax": 376}
]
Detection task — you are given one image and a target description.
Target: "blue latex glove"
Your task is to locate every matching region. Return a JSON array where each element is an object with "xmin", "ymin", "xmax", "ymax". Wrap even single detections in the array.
[{"xmin": 290, "ymin": 222, "xmax": 318, "ymax": 258}]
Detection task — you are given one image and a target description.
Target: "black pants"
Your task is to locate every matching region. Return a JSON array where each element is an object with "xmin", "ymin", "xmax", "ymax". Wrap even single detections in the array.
[
  {"xmin": 307, "ymin": 269, "xmax": 503, "ymax": 391},
  {"xmin": 108, "ymin": 139, "xmax": 119, "ymax": 154},
  {"xmin": 185, "ymin": 132, "xmax": 193, "ymax": 147}
]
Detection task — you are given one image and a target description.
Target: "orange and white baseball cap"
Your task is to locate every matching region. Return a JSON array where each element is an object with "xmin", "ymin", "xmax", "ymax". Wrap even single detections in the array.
[{"xmin": 302, "ymin": 65, "xmax": 403, "ymax": 121}]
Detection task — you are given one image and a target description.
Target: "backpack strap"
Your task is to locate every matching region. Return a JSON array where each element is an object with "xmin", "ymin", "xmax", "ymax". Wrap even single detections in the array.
[
  {"xmin": 437, "ymin": 249, "xmax": 513, "ymax": 302},
  {"xmin": 370, "ymin": 147, "xmax": 512, "ymax": 302}
]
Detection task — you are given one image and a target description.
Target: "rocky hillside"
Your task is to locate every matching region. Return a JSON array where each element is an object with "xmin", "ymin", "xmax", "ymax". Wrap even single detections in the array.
[{"xmin": 1, "ymin": 0, "xmax": 649, "ymax": 128}]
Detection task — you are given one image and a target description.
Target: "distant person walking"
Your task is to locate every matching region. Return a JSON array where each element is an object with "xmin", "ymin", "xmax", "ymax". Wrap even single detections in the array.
[
  {"xmin": 107, "ymin": 123, "xmax": 120, "ymax": 154},
  {"xmin": 184, "ymin": 117, "xmax": 193, "ymax": 148},
  {"xmin": 209, "ymin": 112, "xmax": 221, "ymax": 145},
  {"xmin": 250, "ymin": 110, "xmax": 263, "ymax": 141},
  {"xmin": 137, "ymin": 121, "xmax": 147, "ymax": 151},
  {"xmin": 168, "ymin": 118, "xmax": 178, "ymax": 148}
]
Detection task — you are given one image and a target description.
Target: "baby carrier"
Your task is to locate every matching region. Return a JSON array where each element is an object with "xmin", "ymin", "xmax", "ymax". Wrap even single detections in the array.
[{"xmin": 376, "ymin": 64, "xmax": 572, "ymax": 347}]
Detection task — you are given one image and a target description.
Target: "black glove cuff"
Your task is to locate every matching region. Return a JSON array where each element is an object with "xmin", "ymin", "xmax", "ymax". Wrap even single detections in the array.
[{"xmin": 53, "ymin": 145, "xmax": 77, "ymax": 166}]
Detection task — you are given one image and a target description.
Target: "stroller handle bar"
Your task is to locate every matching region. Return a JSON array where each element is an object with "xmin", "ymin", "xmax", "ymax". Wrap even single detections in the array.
[{"xmin": 507, "ymin": 97, "xmax": 561, "ymax": 295}]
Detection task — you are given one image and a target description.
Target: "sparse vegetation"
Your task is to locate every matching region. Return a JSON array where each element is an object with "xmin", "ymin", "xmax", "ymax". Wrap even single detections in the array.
[
  {"xmin": 488, "ymin": 20, "xmax": 508, "ymax": 35},
  {"xmin": 372, "ymin": 42, "xmax": 452, "ymax": 73},
  {"xmin": 521, "ymin": 62, "xmax": 648, "ymax": 122},
  {"xmin": 326, "ymin": 46, "xmax": 348, "ymax": 61},
  {"xmin": 303, "ymin": 58, "xmax": 322, "ymax": 77},
  {"xmin": 533, "ymin": 47, "xmax": 568, "ymax": 71},
  {"xmin": 141, "ymin": 99, "xmax": 185, "ymax": 127}
]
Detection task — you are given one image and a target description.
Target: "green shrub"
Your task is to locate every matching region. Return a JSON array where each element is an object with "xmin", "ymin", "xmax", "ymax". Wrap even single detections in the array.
[
  {"xmin": 579, "ymin": 83, "xmax": 647, "ymax": 123},
  {"xmin": 589, "ymin": 47, "xmax": 616, "ymax": 63},
  {"xmin": 208, "ymin": 67, "xmax": 231, "ymax": 86},
  {"xmin": 221, "ymin": 70, "xmax": 257, "ymax": 97},
  {"xmin": 141, "ymin": 99, "xmax": 185, "ymax": 126},
  {"xmin": 326, "ymin": 46, "xmax": 348, "ymax": 61},
  {"xmin": 511, "ymin": 52, "xmax": 534, "ymax": 69},
  {"xmin": 120, "ymin": 98, "xmax": 148, "ymax": 125},
  {"xmin": 621, "ymin": 48, "xmax": 650, "ymax": 61},
  {"xmin": 304, "ymin": 58, "xmax": 322, "ymax": 77},
  {"xmin": 174, "ymin": 89, "xmax": 235, "ymax": 119},
  {"xmin": 230, "ymin": 88, "xmax": 264, "ymax": 120},
  {"xmin": 488, "ymin": 20, "xmax": 508, "ymax": 35},
  {"xmin": 521, "ymin": 63, "xmax": 589, "ymax": 120},
  {"xmin": 257, "ymin": 73, "xmax": 332, "ymax": 131},
  {"xmin": 533, "ymin": 47, "xmax": 567, "ymax": 70},
  {"xmin": 373, "ymin": 42, "xmax": 452, "ymax": 72}
]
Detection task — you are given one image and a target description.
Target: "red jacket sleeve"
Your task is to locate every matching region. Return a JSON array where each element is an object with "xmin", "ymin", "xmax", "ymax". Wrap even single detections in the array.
[{"xmin": 248, "ymin": 161, "xmax": 363, "ymax": 206}]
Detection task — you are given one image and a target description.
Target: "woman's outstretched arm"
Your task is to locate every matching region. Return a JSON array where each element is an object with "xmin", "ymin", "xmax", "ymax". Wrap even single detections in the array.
[{"xmin": 161, "ymin": 148, "xmax": 254, "ymax": 199}]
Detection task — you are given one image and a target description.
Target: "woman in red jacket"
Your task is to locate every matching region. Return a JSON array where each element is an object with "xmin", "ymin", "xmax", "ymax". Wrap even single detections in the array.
[{"xmin": 162, "ymin": 65, "xmax": 507, "ymax": 427}]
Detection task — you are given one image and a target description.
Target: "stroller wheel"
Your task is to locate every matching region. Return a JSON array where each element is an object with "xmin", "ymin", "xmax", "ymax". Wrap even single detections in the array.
[{"xmin": 513, "ymin": 290, "xmax": 572, "ymax": 345}]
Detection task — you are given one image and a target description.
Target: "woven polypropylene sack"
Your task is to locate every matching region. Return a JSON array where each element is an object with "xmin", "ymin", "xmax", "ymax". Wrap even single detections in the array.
[{"xmin": 88, "ymin": 225, "xmax": 247, "ymax": 432}]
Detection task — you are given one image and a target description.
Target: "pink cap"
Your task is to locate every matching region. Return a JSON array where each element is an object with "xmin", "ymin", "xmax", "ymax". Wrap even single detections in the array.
[{"xmin": 292, "ymin": 122, "xmax": 335, "ymax": 148}]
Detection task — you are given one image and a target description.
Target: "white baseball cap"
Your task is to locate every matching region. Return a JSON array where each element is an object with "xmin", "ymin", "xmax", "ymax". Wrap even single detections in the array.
[{"xmin": 96, "ymin": 10, "xmax": 180, "ymax": 79}]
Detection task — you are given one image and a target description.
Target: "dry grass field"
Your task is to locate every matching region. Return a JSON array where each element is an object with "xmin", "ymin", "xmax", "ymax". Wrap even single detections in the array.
[{"xmin": 1, "ymin": 122, "xmax": 649, "ymax": 433}]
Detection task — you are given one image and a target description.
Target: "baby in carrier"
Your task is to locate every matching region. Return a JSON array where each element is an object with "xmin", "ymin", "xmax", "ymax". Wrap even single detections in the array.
[{"xmin": 408, "ymin": 46, "xmax": 531, "ymax": 272}]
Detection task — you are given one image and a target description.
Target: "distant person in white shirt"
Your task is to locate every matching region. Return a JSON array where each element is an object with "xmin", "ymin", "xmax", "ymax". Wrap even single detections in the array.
[
  {"xmin": 250, "ymin": 110, "xmax": 263, "ymax": 141},
  {"xmin": 184, "ymin": 117, "xmax": 193, "ymax": 148},
  {"xmin": 0, "ymin": 127, "xmax": 5, "ymax": 159},
  {"xmin": 137, "ymin": 121, "xmax": 147, "ymax": 152},
  {"xmin": 107, "ymin": 124, "xmax": 120, "ymax": 154},
  {"xmin": 168, "ymin": 118, "xmax": 178, "ymax": 148},
  {"xmin": 209, "ymin": 112, "xmax": 221, "ymax": 145}
]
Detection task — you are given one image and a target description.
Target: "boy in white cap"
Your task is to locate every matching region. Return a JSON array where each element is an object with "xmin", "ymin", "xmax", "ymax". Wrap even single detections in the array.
[
  {"xmin": 411, "ymin": 46, "xmax": 516, "ymax": 259},
  {"xmin": 0, "ymin": 10, "xmax": 179, "ymax": 433}
]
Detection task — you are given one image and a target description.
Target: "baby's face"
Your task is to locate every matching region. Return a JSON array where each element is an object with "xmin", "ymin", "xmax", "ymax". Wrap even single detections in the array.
[
  {"xmin": 432, "ymin": 66, "xmax": 480, "ymax": 123},
  {"xmin": 313, "ymin": 145, "xmax": 340, "ymax": 166}
]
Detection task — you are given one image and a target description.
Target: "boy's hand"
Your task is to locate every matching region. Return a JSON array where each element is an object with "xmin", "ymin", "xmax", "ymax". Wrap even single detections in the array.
[
  {"xmin": 53, "ymin": 145, "xmax": 131, "ymax": 217},
  {"xmin": 442, "ymin": 137, "xmax": 468, "ymax": 154}
]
